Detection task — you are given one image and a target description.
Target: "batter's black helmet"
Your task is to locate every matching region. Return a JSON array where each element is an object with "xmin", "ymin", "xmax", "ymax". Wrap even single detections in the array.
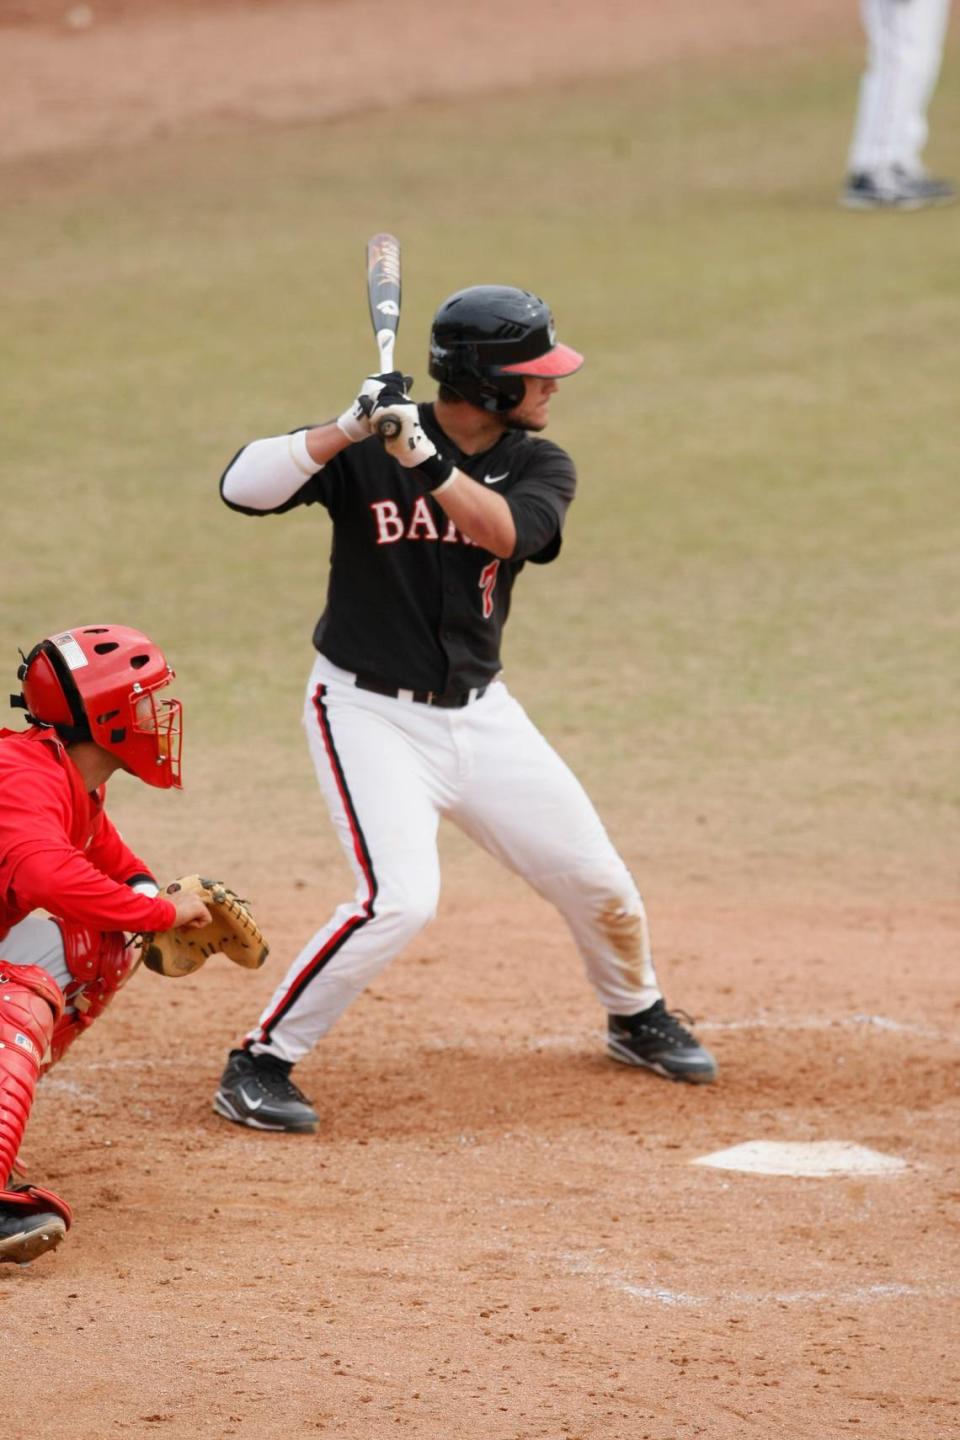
[{"xmin": 428, "ymin": 285, "xmax": 583, "ymax": 413}]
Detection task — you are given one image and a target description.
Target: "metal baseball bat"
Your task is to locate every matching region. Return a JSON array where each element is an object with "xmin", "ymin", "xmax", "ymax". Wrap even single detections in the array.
[{"xmin": 366, "ymin": 232, "xmax": 402, "ymax": 439}]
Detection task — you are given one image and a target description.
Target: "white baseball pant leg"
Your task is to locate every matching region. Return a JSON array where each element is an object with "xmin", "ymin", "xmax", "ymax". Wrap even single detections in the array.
[
  {"xmin": 848, "ymin": 0, "xmax": 952, "ymax": 173},
  {"xmin": 246, "ymin": 658, "xmax": 449, "ymax": 1062},
  {"xmin": 444, "ymin": 684, "xmax": 660, "ymax": 1017},
  {"xmin": 246, "ymin": 657, "xmax": 661, "ymax": 1064}
]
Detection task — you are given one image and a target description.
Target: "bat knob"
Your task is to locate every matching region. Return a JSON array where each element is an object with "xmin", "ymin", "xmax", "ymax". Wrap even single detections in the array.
[{"xmin": 376, "ymin": 415, "xmax": 402, "ymax": 440}]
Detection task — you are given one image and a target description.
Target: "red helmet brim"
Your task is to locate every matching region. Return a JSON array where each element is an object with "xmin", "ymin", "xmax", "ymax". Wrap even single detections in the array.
[{"xmin": 498, "ymin": 342, "xmax": 584, "ymax": 378}]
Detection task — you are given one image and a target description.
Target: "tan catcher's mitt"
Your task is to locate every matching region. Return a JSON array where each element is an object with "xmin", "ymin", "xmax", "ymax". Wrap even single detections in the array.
[{"xmin": 141, "ymin": 875, "xmax": 269, "ymax": 978}]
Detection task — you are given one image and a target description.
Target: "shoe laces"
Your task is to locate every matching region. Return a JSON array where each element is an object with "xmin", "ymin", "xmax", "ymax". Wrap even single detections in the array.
[
  {"xmin": 629, "ymin": 999, "xmax": 699, "ymax": 1047},
  {"xmin": 659, "ymin": 1007, "xmax": 698, "ymax": 1045},
  {"xmin": 249, "ymin": 1055, "xmax": 311, "ymax": 1105}
]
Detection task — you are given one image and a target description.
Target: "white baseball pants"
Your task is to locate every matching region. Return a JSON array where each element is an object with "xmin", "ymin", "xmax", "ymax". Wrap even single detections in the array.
[
  {"xmin": 246, "ymin": 654, "xmax": 661, "ymax": 1063},
  {"xmin": 848, "ymin": 0, "xmax": 953, "ymax": 173}
]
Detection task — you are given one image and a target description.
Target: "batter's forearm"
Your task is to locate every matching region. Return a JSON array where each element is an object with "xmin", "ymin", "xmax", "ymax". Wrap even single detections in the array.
[
  {"xmin": 304, "ymin": 423, "xmax": 355, "ymax": 467},
  {"xmin": 430, "ymin": 471, "xmax": 517, "ymax": 558}
]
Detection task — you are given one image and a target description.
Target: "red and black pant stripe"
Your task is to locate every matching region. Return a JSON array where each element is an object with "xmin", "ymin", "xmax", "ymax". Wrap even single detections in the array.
[{"xmin": 249, "ymin": 684, "xmax": 377, "ymax": 1046}]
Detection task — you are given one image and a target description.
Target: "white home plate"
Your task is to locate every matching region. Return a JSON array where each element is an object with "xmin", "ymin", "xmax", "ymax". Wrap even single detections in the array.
[{"xmin": 693, "ymin": 1141, "xmax": 908, "ymax": 1177}]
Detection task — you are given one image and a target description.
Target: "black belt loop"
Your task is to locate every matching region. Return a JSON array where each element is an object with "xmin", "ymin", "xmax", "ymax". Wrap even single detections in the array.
[{"xmin": 353, "ymin": 671, "xmax": 488, "ymax": 709}]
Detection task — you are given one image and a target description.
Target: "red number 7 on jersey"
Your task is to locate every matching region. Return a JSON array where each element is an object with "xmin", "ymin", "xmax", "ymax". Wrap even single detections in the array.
[{"xmin": 478, "ymin": 559, "xmax": 500, "ymax": 619}]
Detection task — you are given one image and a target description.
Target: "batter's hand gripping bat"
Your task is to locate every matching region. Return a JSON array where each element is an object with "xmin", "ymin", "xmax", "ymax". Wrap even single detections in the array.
[{"xmin": 366, "ymin": 232, "xmax": 402, "ymax": 439}]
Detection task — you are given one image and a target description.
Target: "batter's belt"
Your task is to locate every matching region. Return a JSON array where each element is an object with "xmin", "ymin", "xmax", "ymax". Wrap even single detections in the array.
[{"xmin": 353, "ymin": 671, "xmax": 489, "ymax": 709}]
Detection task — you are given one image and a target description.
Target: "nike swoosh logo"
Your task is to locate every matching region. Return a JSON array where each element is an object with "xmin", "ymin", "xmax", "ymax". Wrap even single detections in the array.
[
  {"xmin": 238, "ymin": 1085, "xmax": 264, "ymax": 1111},
  {"xmin": 483, "ymin": 471, "xmax": 509, "ymax": 485}
]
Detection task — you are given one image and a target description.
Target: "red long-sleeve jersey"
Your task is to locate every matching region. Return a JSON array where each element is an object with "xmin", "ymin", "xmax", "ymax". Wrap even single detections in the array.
[{"xmin": 0, "ymin": 726, "xmax": 177, "ymax": 942}]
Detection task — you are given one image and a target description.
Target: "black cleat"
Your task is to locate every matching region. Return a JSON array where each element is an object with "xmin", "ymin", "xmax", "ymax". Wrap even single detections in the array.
[
  {"xmin": 0, "ymin": 1205, "xmax": 67, "ymax": 1265},
  {"xmin": 607, "ymin": 999, "xmax": 718, "ymax": 1084},
  {"xmin": 214, "ymin": 1049, "xmax": 319, "ymax": 1133}
]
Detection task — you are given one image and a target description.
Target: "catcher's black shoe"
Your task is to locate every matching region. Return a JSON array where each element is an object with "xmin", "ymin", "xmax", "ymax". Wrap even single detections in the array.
[
  {"xmin": 607, "ymin": 1000, "xmax": 717, "ymax": 1084},
  {"xmin": 214, "ymin": 1049, "xmax": 319, "ymax": 1133},
  {"xmin": 0, "ymin": 1204, "xmax": 67, "ymax": 1265}
]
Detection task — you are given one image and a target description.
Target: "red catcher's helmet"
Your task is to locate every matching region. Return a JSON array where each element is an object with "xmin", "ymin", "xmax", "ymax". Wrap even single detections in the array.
[{"xmin": 16, "ymin": 625, "xmax": 182, "ymax": 789}]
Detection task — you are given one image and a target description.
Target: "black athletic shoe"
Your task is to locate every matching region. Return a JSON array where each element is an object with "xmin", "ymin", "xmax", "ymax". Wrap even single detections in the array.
[
  {"xmin": 841, "ymin": 168, "xmax": 957, "ymax": 210},
  {"xmin": 214, "ymin": 1049, "xmax": 319, "ymax": 1133},
  {"xmin": 607, "ymin": 1000, "xmax": 718, "ymax": 1084},
  {"xmin": 0, "ymin": 1204, "xmax": 67, "ymax": 1265}
]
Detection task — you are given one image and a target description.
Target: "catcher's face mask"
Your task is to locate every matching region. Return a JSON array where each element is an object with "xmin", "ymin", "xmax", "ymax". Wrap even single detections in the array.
[
  {"xmin": 128, "ymin": 682, "xmax": 183, "ymax": 789},
  {"xmin": 17, "ymin": 625, "xmax": 184, "ymax": 789}
]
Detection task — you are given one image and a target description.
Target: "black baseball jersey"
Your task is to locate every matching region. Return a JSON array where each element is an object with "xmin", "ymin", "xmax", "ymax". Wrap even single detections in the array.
[{"xmin": 221, "ymin": 403, "xmax": 577, "ymax": 695}]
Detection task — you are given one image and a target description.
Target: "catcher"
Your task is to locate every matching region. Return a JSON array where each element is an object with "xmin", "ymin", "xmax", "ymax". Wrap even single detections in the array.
[{"xmin": 0, "ymin": 624, "xmax": 267, "ymax": 1267}]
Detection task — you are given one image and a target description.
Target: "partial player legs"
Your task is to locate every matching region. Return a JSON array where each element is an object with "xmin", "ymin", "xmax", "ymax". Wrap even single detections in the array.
[
  {"xmin": 446, "ymin": 684, "xmax": 658, "ymax": 1012},
  {"xmin": 848, "ymin": 0, "xmax": 952, "ymax": 174},
  {"xmin": 447, "ymin": 684, "xmax": 716, "ymax": 1081},
  {"xmin": 216, "ymin": 667, "xmax": 717, "ymax": 1135},
  {"xmin": 0, "ymin": 919, "xmax": 144, "ymax": 1257},
  {"xmin": 0, "ymin": 961, "xmax": 73, "ymax": 1264},
  {"xmin": 238, "ymin": 663, "xmax": 452, "ymax": 1065},
  {"xmin": 3, "ymin": 914, "xmax": 137, "ymax": 1071},
  {"xmin": 1, "ymin": 914, "xmax": 73, "ymax": 993},
  {"xmin": 215, "ymin": 664, "xmax": 460, "ymax": 1129}
]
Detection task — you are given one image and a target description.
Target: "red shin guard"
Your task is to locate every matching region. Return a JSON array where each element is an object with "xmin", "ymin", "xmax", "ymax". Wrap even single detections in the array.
[{"xmin": 0, "ymin": 962, "xmax": 71, "ymax": 1227}]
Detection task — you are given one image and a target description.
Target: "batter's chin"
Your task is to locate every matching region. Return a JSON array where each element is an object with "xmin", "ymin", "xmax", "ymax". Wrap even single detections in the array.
[{"xmin": 505, "ymin": 417, "xmax": 548, "ymax": 433}]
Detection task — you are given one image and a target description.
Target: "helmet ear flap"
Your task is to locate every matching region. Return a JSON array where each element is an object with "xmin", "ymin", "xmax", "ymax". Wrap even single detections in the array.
[
  {"xmin": 437, "ymin": 364, "xmax": 526, "ymax": 414},
  {"xmin": 18, "ymin": 643, "xmax": 88, "ymax": 734},
  {"xmin": 486, "ymin": 373, "xmax": 526, "ymax": 412}
]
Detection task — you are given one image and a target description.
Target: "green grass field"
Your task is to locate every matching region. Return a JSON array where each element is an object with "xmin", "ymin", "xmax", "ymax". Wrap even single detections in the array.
[{"xmin": 3, "ymin": 41, "xmax": 958, "ymax": 895}]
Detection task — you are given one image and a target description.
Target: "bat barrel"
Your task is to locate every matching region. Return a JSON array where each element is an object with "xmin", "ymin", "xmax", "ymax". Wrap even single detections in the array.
[
  {"xmin": 366, "ymin": 233, "xmax": 403, "ymax": 439},
  {"xmin": 367, "ymin": 233, "xmax": 402, "ymax": 361}
]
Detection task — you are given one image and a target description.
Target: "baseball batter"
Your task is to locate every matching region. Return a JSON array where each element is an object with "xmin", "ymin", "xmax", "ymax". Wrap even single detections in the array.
[
  {"xmin": 214, "ymin": 284, "xmax": 717, "ymax": 1135},
  {"xmin": 842, "ymin": 0, "xmax": 955, "ymax": 208},
  {"xmin": 0, "ymin": 625, "xmax": 211, "ymax": 1264}
]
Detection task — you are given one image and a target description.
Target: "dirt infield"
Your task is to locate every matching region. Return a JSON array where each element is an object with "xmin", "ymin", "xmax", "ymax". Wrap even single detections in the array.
[
  {"xmin": 13, "ymin": 892, "xmax": 959, "ymax": 1438},
  {"xmin": 0, "ymin": 0, "xmax": 859, "ymax": 163},
  {"xmin": 5, "ymin": 4, "xmax": 959, "ymax": 1439}
]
